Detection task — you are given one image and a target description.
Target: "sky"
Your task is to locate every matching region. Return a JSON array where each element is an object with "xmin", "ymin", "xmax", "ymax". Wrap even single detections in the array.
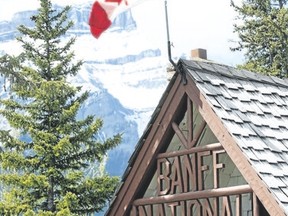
[
  {"xmin": 0, "ymin": 0, "xmax": 244, "ymax": 65},
  {"xmin": 133, "ymin": 0, "xmax": 244, "ymax": 65},
  {"xmin": 0, "ymin": 0, "xmax": 94, "ymax": 20}
]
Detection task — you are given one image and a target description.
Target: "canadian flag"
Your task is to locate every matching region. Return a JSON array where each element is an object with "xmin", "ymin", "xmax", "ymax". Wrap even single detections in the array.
[{"xmin": 89, "ymin": 0, "xmax": 144, "ymax": 38}]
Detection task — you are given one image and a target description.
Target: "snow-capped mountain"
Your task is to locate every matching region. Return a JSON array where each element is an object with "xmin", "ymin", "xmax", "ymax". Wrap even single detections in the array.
[{"xmin": 0, "ymin": 3, "xmax": 168, "ymax": 176}]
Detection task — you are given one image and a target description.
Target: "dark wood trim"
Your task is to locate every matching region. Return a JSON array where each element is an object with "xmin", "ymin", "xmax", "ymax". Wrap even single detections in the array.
[
  {"xmin": 133, "ymin": 184, "xmax": 252, "ymax": 206},
  {"xmin": 171, "ymin": 97, "xmax": 207, "ymax": 149},
  {"xmin": 107, "ymin": 75, "xmax": 186, "ymax": 215},
  {"xmin": 190, "ymin": 120, "xmax": 206, "ymax": 148},
  {"xmin": 157, "ymin": 142, "xmax": 223, "ymax": 159},
  {"xmin": 184, "ymin": 77, "xmax": 286, "ymax": 216},
  {"xmin": 253, "ymin": 193, "xmax": 259, "ymax": 216},
  {"xmin": 187, "ymin": 96, "xmax": 193, "ymax": 144},
  {"xmin": 172, "ymin": 122, "xmax": 189, "ymax": 149}
]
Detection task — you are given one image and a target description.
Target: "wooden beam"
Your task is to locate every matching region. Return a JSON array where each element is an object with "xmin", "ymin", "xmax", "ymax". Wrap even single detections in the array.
[
  {"xmin": 133, "ymin": 184, "xmax": 252, "ymax": 206},
  {"xmin": 172, "ymin": 122, "xmax": 189, "ymax": 149},
  {"xmin": 189, "ymin": 120, "xmax": 206, "ymax": 148},
  {"xmin": 157, "ymin": 142, "xmax": 223, "ymax": 159}
]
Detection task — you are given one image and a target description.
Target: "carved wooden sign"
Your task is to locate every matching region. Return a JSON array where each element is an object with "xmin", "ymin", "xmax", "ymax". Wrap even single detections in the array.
[
  {"xmin": 157, "ymin": 147, "xmax": 225, "ymax": 195},
  {"xmin": 131, "ymin": 143, "xmax": 254, "ymax": 216},
  {"xmin": 130, "ymin": 98, "xmax": 255, "ymax": 215},
  {"xmin": 132, "ymin": 193, "xmax": 252, "ymax": 216}
]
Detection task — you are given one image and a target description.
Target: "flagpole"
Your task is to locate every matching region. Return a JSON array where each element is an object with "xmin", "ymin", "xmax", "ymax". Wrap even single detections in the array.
[
  {"xmin": 164, "ymin": 0, "xmax": 175, "ymax": 68},
  {"xmin": 164, "ymin": 0, "xmax": 187, "ymax": 84}
]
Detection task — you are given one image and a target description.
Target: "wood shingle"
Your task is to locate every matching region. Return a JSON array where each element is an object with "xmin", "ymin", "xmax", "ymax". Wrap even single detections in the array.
[{"xmin": 183, "ymin": 59, "xmax": 288, "ymax": 215}]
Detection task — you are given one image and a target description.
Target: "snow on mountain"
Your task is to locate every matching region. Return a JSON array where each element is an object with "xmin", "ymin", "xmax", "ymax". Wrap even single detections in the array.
[{"xmin": 0, "ymin": 3, "xmax": 168, "ymax": 176}]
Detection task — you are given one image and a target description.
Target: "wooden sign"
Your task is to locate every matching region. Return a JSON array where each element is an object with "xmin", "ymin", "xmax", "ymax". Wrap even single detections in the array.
[{"xmin": 130, "ymin": 143, "xmax": 255, "ymax": 215}]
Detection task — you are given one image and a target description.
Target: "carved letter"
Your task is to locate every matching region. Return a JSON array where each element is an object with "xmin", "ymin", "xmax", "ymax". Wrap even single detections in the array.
[
  {"xmin": 236, "ymin": 195, "xmax": 242, "ymax": 216},
  {"xmin": 181, "ymin": 201, "xmax": 187, "ymax": 216},
  {"xmin": 130, "ymin": 205, "xmax": 137, "ymax": 216},
  {"xmin": 197, "ymin": 151, "xmax": 211, "ymax": 190},
  {"xmin": 157, "ymin": 204, "xmax": 165, "ymax": 216},
  {"xmin": 187, "ymin": 200, "xmax": 201, "ymax": 216},
  {"xmin": 168, "ymin": 202, "xmax": 179, "ymax": 215},
  {"xmin": 157, "ymin": 158, "xmax": 171, "ymax": 195},
  {"xmin": 182, "ymin": 154, "xmax": 197, "ymax": 192},
  {"xmin": 170, "ymin": 156, "xmax": 184, "ymax": 194},
  {"xmin": 213, "ymin": 150, "xmax": 225, "ymax": 188},
  {"xmin": 221, "ymin": 196, "xmax": 232, "ymax": 216},
  {"xmin": 138, "ymin": 206, "xmax": 147, "ymax": 216},
  {"xmin": 202, "ymin": 199, "xmax": 213, "ymax": 216}
]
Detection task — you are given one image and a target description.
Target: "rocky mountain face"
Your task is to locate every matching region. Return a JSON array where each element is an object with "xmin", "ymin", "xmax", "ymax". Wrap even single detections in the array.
[{"xmin": 0, "ymin": 3, "xmax": 168, "ymax": 176}]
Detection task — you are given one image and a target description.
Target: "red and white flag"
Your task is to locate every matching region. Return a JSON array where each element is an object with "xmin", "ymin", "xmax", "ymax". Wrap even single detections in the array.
[{"xmin": 89, "ymin": 0, "xmax": 145, "ymax": 38}]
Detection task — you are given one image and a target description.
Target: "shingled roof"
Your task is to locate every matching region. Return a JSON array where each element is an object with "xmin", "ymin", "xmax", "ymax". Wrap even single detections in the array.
[
  {"xmin": 106, "ymin": 59, "xmax": 288, "ymax": 216},
  {"xmin": 181, "ymin": 59, "xmax": 288, "ymax": 213}
]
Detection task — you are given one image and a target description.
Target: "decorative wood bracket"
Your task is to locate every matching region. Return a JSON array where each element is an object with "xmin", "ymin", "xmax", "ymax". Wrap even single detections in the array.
[{"xmin": 172, "ymin": 96, "xmax": 206, "ymax": 149}]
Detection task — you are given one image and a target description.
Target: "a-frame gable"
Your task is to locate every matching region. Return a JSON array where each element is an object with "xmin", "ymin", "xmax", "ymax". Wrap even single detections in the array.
[
  {"xmin": 136, "ymin": 95, "xmax": 253, "ymax": 215},
  {"xmin": 107, "ymin": 73, "xmax": 187, "ymax": 216},
  {"xmin": 106, "ymin": 60, "xmax": 286, "ymax": 216}
]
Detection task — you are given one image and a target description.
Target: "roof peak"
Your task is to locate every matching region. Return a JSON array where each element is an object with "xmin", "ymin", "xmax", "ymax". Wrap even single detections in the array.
[{"xmin": 180, "ymin": 59, "xmax": 288, "ymax": 88}]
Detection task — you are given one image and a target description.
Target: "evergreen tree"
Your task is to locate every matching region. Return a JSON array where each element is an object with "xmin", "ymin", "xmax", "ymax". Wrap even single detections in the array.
[
  {"xmin": 231, "ymin": 0, "xmax": 288, "ymax": 77},
  {"xmin": 0, "ymin": 1, "xmax": 121, "ymax": 215}
]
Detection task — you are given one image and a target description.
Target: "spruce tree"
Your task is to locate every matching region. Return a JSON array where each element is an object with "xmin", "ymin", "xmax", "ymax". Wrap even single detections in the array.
[
  {"xmin": 0, "ymin": 1, "xmax": 121, "ymax": 215},
  {"xmin": 231, "ymin": 0, "xmax": 288, "ymax": 77}
]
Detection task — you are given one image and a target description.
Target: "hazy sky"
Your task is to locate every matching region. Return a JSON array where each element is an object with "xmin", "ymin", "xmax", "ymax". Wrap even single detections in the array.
[
  {"xmin": 0, "ymin": 0, "xmax": 92, "ymax": 20},
  {"xmin": 134, "ymin": 0, "xmax": 244, "ymax": 65},
  {"xmin": 0, "ymin": 0, "xmax": 244, "ymax": 65}
]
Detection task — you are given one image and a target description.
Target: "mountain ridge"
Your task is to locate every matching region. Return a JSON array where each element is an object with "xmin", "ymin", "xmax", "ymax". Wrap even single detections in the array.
[
  {"xmin": 0, "ymin": 4, "xmax": 137, "ymax": 41},
  {"xmin": 0, "ymin": 2, "xmax": 168, "ymax": 178}
]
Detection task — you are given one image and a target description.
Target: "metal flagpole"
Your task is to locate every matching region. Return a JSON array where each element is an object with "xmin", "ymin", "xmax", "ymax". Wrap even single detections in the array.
[
  {"xmin": 164, "ymin": 0, "xmax": 187, "ymax": 84},
  {"xmin": 164, "ymin": 0, "xmax": 175, "ymax": 68}
]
